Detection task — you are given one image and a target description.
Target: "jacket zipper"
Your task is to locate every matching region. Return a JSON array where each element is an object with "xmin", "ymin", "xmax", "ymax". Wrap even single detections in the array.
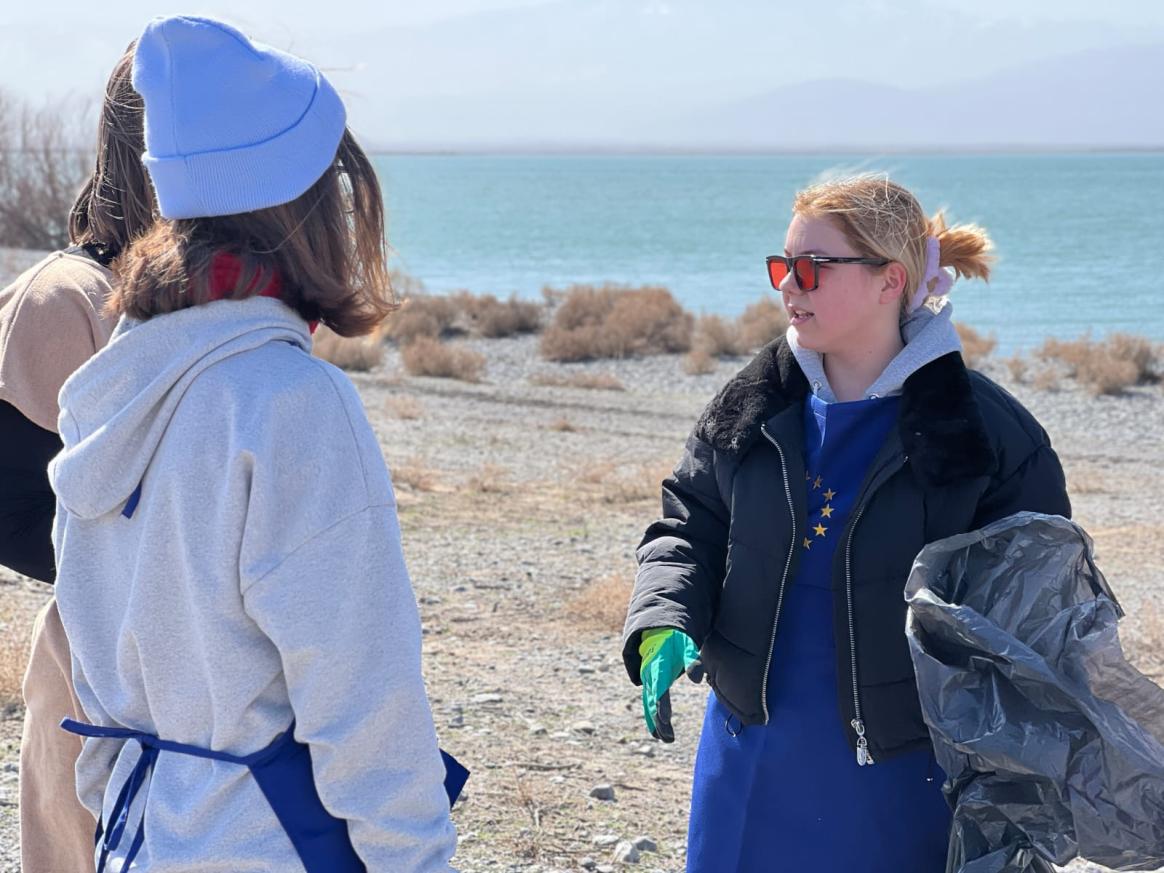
[
  {"xmin": 759, "ymin": 423, "xmax": 798, "ymax": 723},
  {"xmin": 843, "ymin": 452, "xmax": 908, "ymax": 767}
]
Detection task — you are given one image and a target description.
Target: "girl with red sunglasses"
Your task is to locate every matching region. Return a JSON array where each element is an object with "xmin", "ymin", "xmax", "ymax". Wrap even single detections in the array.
[{"xmin": 623, "ymin": 174, "xmax": 1070, "ymax": 871}]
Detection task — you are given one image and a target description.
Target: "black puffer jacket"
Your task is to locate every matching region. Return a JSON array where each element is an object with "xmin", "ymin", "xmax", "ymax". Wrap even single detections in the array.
[{"xmin": 622, "ymin": 337, "xmax": 1071, "ymax": 763}]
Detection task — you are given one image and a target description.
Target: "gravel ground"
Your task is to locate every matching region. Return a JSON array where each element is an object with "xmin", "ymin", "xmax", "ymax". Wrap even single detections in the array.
[{"xmin": 1, "ymin": 333, "xmax": 1161, "ymax": 872}]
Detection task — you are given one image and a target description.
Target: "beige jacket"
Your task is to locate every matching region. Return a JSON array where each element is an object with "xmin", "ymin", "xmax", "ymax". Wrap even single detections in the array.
[{"xmin": 0, "ymin": 249, "xmax": 116, "ymax": 432}]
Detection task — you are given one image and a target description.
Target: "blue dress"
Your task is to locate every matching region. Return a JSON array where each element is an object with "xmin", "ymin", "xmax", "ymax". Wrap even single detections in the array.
[{"xmin": 686, "ymin": 394, "xmax": 951, "ymax": 873}]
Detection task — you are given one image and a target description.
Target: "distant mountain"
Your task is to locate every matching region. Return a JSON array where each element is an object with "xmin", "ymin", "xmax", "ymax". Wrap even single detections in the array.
[{"xmin": 655, "ymin": 44, "xmax": 1164, "ymax": 150}]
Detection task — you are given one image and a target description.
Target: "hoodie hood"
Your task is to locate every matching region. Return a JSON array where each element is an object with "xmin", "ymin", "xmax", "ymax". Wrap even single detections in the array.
[
  {"xmin": 788, "ymin": 299, "xmax": 962, "ymax": 404},
  {"xmin": 50, "ymin": 297, "xmax": 311, "ymax": 520}
]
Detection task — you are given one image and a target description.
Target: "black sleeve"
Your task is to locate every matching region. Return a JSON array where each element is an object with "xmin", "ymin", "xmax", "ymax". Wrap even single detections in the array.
[
  {"xmin": 0, "ymin": 400, "xmax": 62, "ymax": 583},
  {"xmin": 621, "ymin": 432, "xmax": 731, "ymax": 684},
  {"xmin": 971, "ymin": 443, "xmax": 1072, "ymax": 530}
]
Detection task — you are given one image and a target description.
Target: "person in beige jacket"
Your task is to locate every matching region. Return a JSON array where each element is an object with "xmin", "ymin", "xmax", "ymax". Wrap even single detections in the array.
[{"xmin": 0, "ymin": 43, "xmax": 154, "ymax": 873}]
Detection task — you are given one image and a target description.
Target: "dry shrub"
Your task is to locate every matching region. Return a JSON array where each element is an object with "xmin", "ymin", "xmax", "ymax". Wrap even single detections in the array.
[
  {"xmin": 384, "ymin": 294, "xmax": 461, "ymax": 343},
  {"xmin": 1037, "ymin": 333, "xmax": 1160, "ymax": 396},
  {"xmin": 1004, "ymin": 354, "xmax": 1028, "ymax": 384},
  {"xmin": 737, "ymin": 297, "xmax": 789, "ymax": 350},
  {"xmin": 540, "ymin": 284, "xmax": 693, "ymax": 361},
  {"xmin": 548, "ymin": 417, "xmax": 577, "ymax": 432},
  {"xmin": 1079, "ymin": 356, "xmax": 1140, "ymax": 397},
  {"xmin": 529, "ymin": 371, "xmax": 625, "ymax": 391},
  {"xmin": 383, "ymin": 395, "xmax": 423, "ymax": 420},
  {"xmin": 683, "ymin": 346, "xmax": 716, "ymax": 375},
  {"xmin": 0, "ymin": 90, "xmax": 90, "ymax": 250},
  {"xmin": 955, "ymin": 323, "xmax": 997, "ymax": 369},
  {"xmin": 455, "ymin": 292, "xmax": 543, "ymax": 338},
  {"xmin": 1032, "ymin": 366, "xmax": 1061, "ymax": 392},
  {"xmin": 567, "ymin": 572, "xmax": 633, "ymax": 632},
  {"xmin": 311, "ymin": 325, "xmax": 384, "ymax": 372},
  {"xmin": 695, "ymin": 314, "xmax": 748, "ymax": 358},
  {"xmin": 401, "ymin": 337, "xmax": 485, "ymax": 382},
  {"xmin": 1106, "ymin": 334, "xmax": 1160, "ymax": 384},
  {"xmin": 391, "ymin": 459, "xmax": 439, "ymax": 492},
  {"xmin": 467, "ymin": 463, "xmax": 509, "ymax": 493}
]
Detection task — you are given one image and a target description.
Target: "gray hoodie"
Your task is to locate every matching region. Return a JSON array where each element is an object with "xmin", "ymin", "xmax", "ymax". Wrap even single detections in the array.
[
  {"xmin": 51, "ymin": 297, "xmax": 457, "ymax": 872},
  {"xmin": 788, "ymin": 300, "xmax": 963, "ymax": 403}
]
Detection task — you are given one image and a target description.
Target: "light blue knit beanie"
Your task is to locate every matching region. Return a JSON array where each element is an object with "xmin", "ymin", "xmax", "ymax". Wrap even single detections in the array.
[{"xmin": 132, "ymin": 15, "xmax": 347, "ymax": 220}]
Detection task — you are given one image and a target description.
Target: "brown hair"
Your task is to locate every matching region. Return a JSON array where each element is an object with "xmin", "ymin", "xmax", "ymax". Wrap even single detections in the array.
[
  {"xmin": 793, "ymin": 173, "xmax": 995, "ymax": 313},
  {"xmin": 68, "ymin": 42, "xmax": 154, "ymax": 257},
  {"xmin": 108, "ymin": 130, "xmax": 394, "ymax": 337}
]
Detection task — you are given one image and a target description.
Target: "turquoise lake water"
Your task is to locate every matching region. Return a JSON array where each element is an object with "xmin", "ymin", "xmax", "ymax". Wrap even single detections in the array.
[{"xmin": 376, "ymin": 153, "xmax": 1164, "ymax": 353}]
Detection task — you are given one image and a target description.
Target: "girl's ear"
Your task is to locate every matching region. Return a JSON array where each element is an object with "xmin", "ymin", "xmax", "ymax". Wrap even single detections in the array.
[{"xmin": 879, "ymin": 262, "xmax": 907, "ymax": 305}]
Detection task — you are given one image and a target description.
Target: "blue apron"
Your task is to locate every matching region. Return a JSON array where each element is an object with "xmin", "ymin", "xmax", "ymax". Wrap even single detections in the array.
[
  {"xmin": 62, "ymin": 717, "xmax": 468, "ymax": 873},
  {"xmin": 686, "ymin": 395, "xmax": 951, "ymax": 872}
]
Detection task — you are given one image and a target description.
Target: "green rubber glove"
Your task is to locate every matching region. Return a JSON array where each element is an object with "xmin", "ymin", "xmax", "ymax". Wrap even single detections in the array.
[{"xmin": 639, "ymin": 628, "xmax": 703, "ymax": 743}]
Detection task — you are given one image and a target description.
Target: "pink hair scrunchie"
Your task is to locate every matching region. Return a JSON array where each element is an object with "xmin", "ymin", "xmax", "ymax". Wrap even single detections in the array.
[{"xmin": 908, "ymin": 236, "xmax": 954, "ymax": 313}]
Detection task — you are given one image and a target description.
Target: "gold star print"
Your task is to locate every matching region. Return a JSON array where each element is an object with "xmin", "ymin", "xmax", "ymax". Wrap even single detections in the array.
[
  {"xmin": 814, "ymin": 523, "xmax": 828, "ymax": 537},
  {"xmin": 820, "ymin": 505, "xmax": 834, "ymax": 518},
  {"xmin": 823, "ymin": 488, "xmax": 836, "ymax": 501},
  {"xmin": 813, "ymin": 476, "xmax": 823, "ymax": 489},
  {"xmin": 803, "ymin": 537, "xmax": 813, "ymax": 550}
]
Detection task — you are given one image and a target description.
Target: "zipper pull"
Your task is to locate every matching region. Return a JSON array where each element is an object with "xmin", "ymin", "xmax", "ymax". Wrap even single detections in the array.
[{"xmin": 851, "ymin": 718, "xmax": 875, "ymax": 767}]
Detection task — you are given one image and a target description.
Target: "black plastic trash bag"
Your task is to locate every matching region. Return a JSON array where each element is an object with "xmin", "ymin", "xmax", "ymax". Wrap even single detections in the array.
[{"xmin": 904, "ymin": 512, "xmax": 1164, "ymax": 873}]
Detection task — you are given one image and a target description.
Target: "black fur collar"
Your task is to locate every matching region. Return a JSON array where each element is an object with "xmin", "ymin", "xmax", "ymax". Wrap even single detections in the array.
[{"xmin": 695, "ymin": 337, "xmax": 996, "ymax": 487}]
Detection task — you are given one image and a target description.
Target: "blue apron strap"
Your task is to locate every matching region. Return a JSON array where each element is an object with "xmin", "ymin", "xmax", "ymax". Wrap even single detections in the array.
[
  {"xmin": 440, "ymin": 750, "xmax": 469, "ymax": 808},
  {"xmin": 122, "ymin": 481, "xmax": 143, "ymax": 519},
  {"xmin": 62, "ymin": 719, "xmax": 158, "ymax": 873},
  {"xmin": 60, "ymin": 718, "xmax": 468, "ymax": 873}
]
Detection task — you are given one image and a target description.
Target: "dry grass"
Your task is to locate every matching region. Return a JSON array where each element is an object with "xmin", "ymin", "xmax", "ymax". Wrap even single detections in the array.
[
  {"xmin": 599, "ymin": 462, "xmax": 672, "ymax": 505},
  {"xmin": 455, "ymin": 292, "xmax": 543, "ymax": 338},
  {"xmin": 401, "ymin": 337, "xmax": 486, "ymax": 382},
  {"xmin": 1128, "ymin": 603, "xmax": 1164, "ymax": 685},
  {"xmin": 683, "ymin": 346, "xmax": 717, "ymax": 375},
  {"xmin": 383, "ymin": 395, "xmax": 424, "ymax": 420},
  {"xmin": 1037, "ymin": 333, "xmax": 1161, "ymax": 396},
  {"xmin": 529, "ymin": 371, "xmax": 625, "ymax": 391},
  {"xmin": 0, "ymin": 599, "xmax": 32, "ymax": 706},
  {"xmin": 467, "ymin": 463, "xmax": 510, "ymax": 493},
  {"xmin": 311, "ymin": 325, "xmax": 385, "ymax": 372},
  {"xmin": 567, "ymin": 572, "xmax": 633, "ymax": 632},
  {"xmin": 736, "ymin": 298, "xmax": 789, "ymax": 350},
  {"xmin": 955, "ymin": 323, "xmax": 998, "ymax": 369},
  {"xmin": 540, "ymin": 284, "xmax": 693, "ymax": 362},
  {"xmin": 391, "ymin": 459, "xmax": 440, "ymax": 492}
]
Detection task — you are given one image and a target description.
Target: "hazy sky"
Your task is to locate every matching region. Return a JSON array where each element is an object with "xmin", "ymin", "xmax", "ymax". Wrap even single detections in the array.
[{"xmin": 3, "ymin": 0, "xmax": 1162, "ymax": 146}]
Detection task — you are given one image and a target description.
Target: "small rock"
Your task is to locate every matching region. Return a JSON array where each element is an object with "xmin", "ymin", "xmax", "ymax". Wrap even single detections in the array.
[
  {"xmin": 631, "ymin": 836, "xmax": 657, "ymax": 853},
  {"xmin": 578, "ymin": 665, "xmax": 596, "ymax": 674},
  {"xmin": 632, "ymin": 744, "xmax": 655, "ymax": 758},
  {"xmin": 596, "ymin": 866, "xmax": 615, "ymax": 873},
  {"xmin": 447, "ymin": 713, "xmax": 465, "ymax": 728},
  {"xmin": 579, "ymin": 859, "xmax": 598, "ymax": 871},
  {"xmin": 589, "ymin": 784, "xmax": 616, "ymax": 801},
  {"xmin": 572, "ymin": 721, "xmax": 596, "ymax": 735},
  {"xmin": 612, "ymin": 841, "xmax": 640, "ymax": 863},
  {"xmin": 472, "ymin": 693, "xmax": 503, "ymax": 704},
  {"xmin": 592, "ymin": 834, "xmax": 620, "ymax": 847},
  {"xmin": 528, "ymin": 723, "xmax": 548, "ymax": 736}
]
